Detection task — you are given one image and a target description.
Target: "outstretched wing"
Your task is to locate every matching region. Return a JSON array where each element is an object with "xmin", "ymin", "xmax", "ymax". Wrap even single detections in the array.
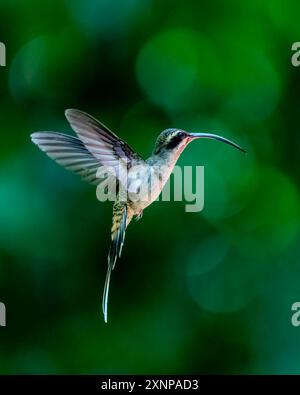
[
  {"xmin": 31, "ymin": 132, "xmax": 102, "ymax": 185},
  {"xmin": 103, "ymin": 202, "xmax": 128, "ymax": 323},
  {"xmin": 65, "ymin": 109, "xmax": 143, "ymax": 188}
]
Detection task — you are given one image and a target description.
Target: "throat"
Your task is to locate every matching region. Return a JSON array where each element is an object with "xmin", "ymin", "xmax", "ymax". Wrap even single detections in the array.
[{"xmin": 148, "ymin": 148, "xmax": 184, "ymax": 181}]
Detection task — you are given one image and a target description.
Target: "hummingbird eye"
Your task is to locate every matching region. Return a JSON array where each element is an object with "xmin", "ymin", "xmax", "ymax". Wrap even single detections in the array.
[
  {"xmin": 177, "ymin": 131, "xmax": 185, "ymax": 139},
  {"xmin": 164, "ymin": 130, "xmax": 187, "ymax": 150}
]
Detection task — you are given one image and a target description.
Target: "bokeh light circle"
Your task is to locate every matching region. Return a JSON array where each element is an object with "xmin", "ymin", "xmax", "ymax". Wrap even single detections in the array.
[
  {"xmin": 136, "ymin": 29, "xmax": 211, "ymax": 112},
  {"xmin": 9, "ymin": 33, "xmax": 86, "ymax": 102}
]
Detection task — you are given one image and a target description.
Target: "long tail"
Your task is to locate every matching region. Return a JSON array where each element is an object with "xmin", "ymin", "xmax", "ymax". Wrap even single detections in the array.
[{"xmin": 102, "ymin": 202, "xmax": 128, "ymax": 323}]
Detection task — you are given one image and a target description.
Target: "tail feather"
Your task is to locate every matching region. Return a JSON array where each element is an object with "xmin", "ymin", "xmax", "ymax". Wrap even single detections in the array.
[
  {"xmin": 102, "ymin": 202, "xmax": 127, "ymax": 323},
  {"xmin": 102, "ymin": 266, "xmax": 112, "ymax": 323}
]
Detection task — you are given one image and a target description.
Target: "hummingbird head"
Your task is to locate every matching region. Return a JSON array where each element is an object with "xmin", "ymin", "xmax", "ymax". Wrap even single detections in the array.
[{"xmin": 153, "ymin": 129, "xmax": 246, "ymax": 156}]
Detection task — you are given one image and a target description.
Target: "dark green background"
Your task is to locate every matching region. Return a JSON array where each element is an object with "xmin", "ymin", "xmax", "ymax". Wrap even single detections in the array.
[{"xmin": 0, "ymin": 0, "xmax": 300, "ymax": 374}]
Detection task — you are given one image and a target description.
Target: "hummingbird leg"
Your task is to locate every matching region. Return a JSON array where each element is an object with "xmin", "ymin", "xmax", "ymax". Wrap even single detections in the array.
[{"xmin": 135, "ymin": 210, "xmax": 143, "ymax": 221}]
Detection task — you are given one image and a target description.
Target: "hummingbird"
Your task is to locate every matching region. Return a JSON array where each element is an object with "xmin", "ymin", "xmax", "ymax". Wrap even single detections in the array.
[{"xmin": 31, "ymin": 109, "xmax": 246, "ymax": 322}]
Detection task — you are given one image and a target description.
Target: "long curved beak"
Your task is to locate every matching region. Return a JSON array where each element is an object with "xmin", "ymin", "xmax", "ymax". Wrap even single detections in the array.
[{"xmin": 188, "ymin": 133, "xmax": 246, "ymax": 153}]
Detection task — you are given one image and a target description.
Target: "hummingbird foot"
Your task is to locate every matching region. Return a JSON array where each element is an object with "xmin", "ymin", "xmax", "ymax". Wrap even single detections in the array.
[{"xmin": 135, "ymin": 211, "xmax": 143, "ymax": 221}]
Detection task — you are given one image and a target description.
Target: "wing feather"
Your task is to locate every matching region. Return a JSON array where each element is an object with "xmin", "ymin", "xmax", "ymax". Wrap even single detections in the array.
[
  {"xmin": 65, "ymin": 109, "xmax": 143, "ymax": 188},
  {"xmin": 31, "ymin": 132, "xmax": 103, "ymax": 186}
]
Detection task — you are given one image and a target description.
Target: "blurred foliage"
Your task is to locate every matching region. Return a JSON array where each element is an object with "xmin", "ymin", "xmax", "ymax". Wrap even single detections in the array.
[{"xmin": 0, "ymin": 0, "xmax": 300, "ymax": 374}]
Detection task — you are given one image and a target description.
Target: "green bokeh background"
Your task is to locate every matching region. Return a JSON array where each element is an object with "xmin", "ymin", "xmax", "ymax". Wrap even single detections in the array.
[{"xmin": 0, "ymin": 0, "xmax": 300, "ymax": 374}]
